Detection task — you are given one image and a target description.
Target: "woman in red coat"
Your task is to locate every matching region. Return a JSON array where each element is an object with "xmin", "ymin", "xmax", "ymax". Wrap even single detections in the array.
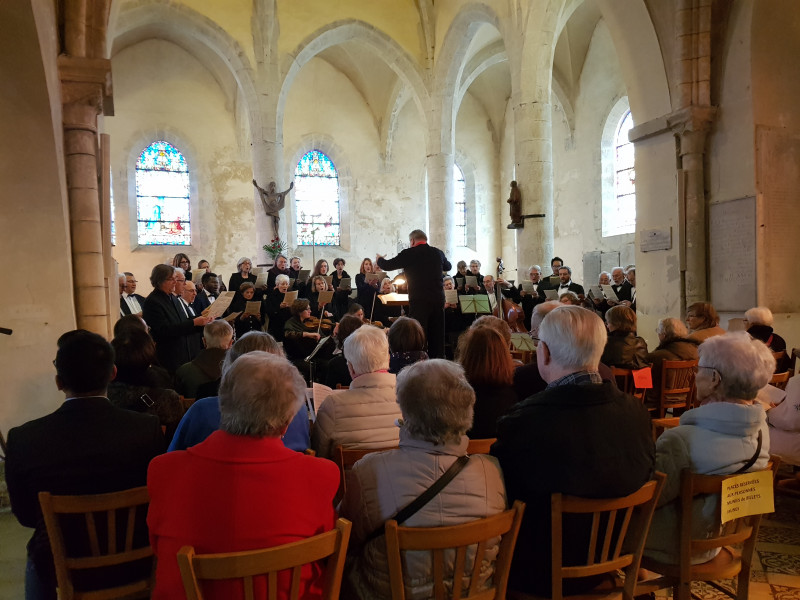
[{"xmin": 147, "ymin": 352, "xmax": 339, "ymax": 599}]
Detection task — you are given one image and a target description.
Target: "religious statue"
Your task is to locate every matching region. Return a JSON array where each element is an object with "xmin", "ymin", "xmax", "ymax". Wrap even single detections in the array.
[
  {"xmin": 253, "ymin": 179, "xmax": 294, "ymax": 238},
  {"xmin": 507, "ymin": 180, "xmax": 523, "ymax": 228}
]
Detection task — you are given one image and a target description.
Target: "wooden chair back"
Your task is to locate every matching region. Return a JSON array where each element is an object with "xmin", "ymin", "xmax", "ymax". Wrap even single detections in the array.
[
  {"xmin": 177, "ymin": 518, "xmax": 352, "ymax": 600},
  {"xmin": 384, "ymin": 500, "xmax": 525, "ymax": 600},
  {"xmin": 790, "ymin": 348, "xmax": 800, "ymax": 377},
  {"xmin": 610, "ymin": 367, "xmax": 648, "ymax": 400},
  {"xmin": 465, "ymin": 438, "xmax": 496, "ymax": 455},
  {"xmin": 656, "ymin": 360, "xmax": 698, "ymax": 418},
  {"xmin": 38, "ymin": 486, "xmax": 153, "ymax": 600},
  {"xmin": 333, "ymin": 444, "xmax": 398, "ymax": 502},
  {"xmin": 639, "ymin": 461, "xmax": 780, "ymax": 600},
  {"xmin": 0, "ymin": 429, "xmax": 6, "ymax": 460},
  {"xmin": 549, "ymin": 473, "xmax": 665, "ymax": 600},
  {"xmin": 770, "ymin": 370, "xmax": 790, "ymax": 390}
]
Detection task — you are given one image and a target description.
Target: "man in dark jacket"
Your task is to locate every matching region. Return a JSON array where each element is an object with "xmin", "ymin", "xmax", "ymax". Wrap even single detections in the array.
[
  {"xmin": 376, "ymin": 229, "xmax": 451, "ymax": 358},
  {"xmin": 5, "ymin": 330, "xmax": 165, "ymax": 599},
  {"xmin": 492, "ymin": 305, "xmax": 654, "ymax": 597}
]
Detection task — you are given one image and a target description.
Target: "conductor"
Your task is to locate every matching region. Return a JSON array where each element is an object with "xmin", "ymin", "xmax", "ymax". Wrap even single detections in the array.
[{"xmin": 376, "ymin": 229, "xmax": 451, "ymax": 358}]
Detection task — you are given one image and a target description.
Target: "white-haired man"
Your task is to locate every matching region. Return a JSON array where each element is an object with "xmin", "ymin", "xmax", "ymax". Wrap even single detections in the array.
[
  {"xmin": 312, "ymin": 325, "xmax": 401, "ymax": 459},
  {"xmin": 744, "ymin": 305, "xmax": 789, "ymax": 371},
  {"xmin": 492, "ymin": 305, "xmax": 654, "ymax": 597},
  {"xmin": 175, "ymin": 320, "xmax": 234, "ymax": 398}
]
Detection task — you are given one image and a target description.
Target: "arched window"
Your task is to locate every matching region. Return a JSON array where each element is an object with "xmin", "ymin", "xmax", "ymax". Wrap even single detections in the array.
[
  {"xmin": 295, "ymin": 150, "xmax": 340, "ymax": 246},
  {"xmin": 454, "ymin": 164, "xmax": 467, "ymax": 247},
  {"xmin": 601, "ymin": 100, "xmax": 636, "ymax": 237},
  {"xmin": 135, "ymin": 141, "xmax": 191, "ymax": 245}
]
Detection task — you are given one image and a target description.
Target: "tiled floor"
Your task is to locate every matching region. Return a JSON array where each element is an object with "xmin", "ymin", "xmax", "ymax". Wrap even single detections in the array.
[{"xmin": 0, "ymin": 493, "xmax": 797, "ymax": 599}]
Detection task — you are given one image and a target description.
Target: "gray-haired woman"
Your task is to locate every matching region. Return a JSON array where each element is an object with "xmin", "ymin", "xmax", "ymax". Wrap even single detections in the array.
[{"xmin": 340, "ymin": 359, "xmax": 506, "ymax": 600}]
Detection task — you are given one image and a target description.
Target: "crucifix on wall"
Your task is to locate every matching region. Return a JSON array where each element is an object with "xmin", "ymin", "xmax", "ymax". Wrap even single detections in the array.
[{"xmin": 253, "ymin": 179, "xmax": 294, "ymax": 238}]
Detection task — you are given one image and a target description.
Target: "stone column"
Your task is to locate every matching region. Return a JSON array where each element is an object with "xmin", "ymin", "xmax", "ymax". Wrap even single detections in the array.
[
  {"xmin": 425, "ymin": 152, "xmax": 455, "ymax": 256},
  {"xmin": 512, "ymin": 94, "xmax": 554, "ymax": 268},
  {"xmin": 668, "ymin": 107, "xmax": 715, "ymax": 306},
  {"xmin": 252, "ymin": 135, "xmax": 283, "ymax": 265},
  {"xmin": 60, "ymin": 56, "xmax": 113, "ymax": 334}
]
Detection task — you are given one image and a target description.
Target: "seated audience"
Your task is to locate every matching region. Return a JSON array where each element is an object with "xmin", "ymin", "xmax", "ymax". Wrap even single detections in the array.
[
  {"xmin": 512, "ymin": 301, "xmax": 560, "ymax": 400},
  {"xmin": 113, "ymin": 313, "xmax": 148, "ymax": 338},
  {"xmin": 387, "ymin": 316, "xmax": 429, "ymax": 374},
  {"xmin": 311, "ymin": 325, "xmax": 401, "ymax": 458},
  {"xmin": 458, "ymin": 326, "xmax": 517, "ymax": 438},
  {"xmin": 645, "ymin": 332, "xmax": 774, "ymax": 564},
  {"xmin": 745, "ymin": 306, "xmax": 790, "ymax": 371},
  {"xmin": 685, "ymin": 301, "xmax": 726, "ymax": 342},
  {"xmin": 175, "ymin": 320, "xmax": 233, "ymax": 399},
  {"xmin": 169, "ymin": 331, "xmax": 309, "ymax": 453},
  {"xmin": 148, "ymin": 351, "xmax": 338, "ymax": 600},
  {"xmin": 559, "ymin": 290, "xmax": 581, "ymax": 305},
  {"xmin": 324, "ymin": 315, "xmax": 364, "ymax": 389},
  {"xmin": 645, "ymin": 318, "xmax": 699, "ymax": 402},
  {"xmin": 470, "ymin": 315, "xmax": 512, "ymax": 349},
  {"xmin": 109, "ymin": 329, "xmax": 185, "ymax": 440},
  {"xmin": 7, "ymin": 330, "xmax": 164, "ymax": 599},
  {"xmin": 768, "ymin": 376, "xmax": 800, "ymax": 466},
  {"xmin": 601, "ymin": 305, "xmax": 649, "ymax": 370},
  {"xmin": 340, "ymin": 359, "xmax": 506, "ymax": 600},
  {"xmin": 492, "ymin": 305, "xmax": 654, "ymax": 596}
]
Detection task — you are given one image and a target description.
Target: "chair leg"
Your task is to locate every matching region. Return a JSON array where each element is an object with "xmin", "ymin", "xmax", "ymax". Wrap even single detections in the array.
[
  {"xmin": 737, "ymin": 568, "xmax": 751, "ymax": 600},
  {"xmin": 674, "ymin": 581, "xmax": 691, "ymax": 600}
]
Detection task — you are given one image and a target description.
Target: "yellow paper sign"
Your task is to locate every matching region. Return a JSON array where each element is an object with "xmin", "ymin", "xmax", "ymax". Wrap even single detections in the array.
[{"xmin": 721, "ymin": 470, "xmax": 774, "ymax": 524}]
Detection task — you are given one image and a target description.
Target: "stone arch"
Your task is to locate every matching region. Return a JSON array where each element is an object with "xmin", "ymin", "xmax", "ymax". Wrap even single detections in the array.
[
  {"xmin": 434, "ymin": 3, "xmax": 507, "ymax": 152},
  {"xmin": 282, "ymin": 135, "xmax": 354, "ymax": 252},
  {"xmin": 278, "ymin": 20, "xmax": 430, "ymax": 150},
  {"xmin": 109, "ymin": 1, "xmax": 260, "ymax": 135}
]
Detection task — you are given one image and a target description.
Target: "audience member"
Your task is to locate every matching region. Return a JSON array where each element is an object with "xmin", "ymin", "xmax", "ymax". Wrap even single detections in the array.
[
  {"xmin": 148, "ymin": 352, "xmax": 337, "ymax": 599},
  {"xmin": 324, "ymin": 315, "xmax": 364, "ymax": 389},
  {"xmin": 645, "ymin": 318, "xmax": 699, "ymax": 403},
  {"xmin": 168, "ymin": 331, "xmax": 310, "ymax": 453},
  {"xmin": 175, "ymin": 320, "xmax": 233, "ymax": 399},
  {"xmin": 113, "ymin": 313, "xmax": 148, "ymax": 338},
  {"xmin": 601, "ymin": 305, "xmax": 649, "ymax": 370},
  {"xmin": 458, "ymin": 326, "xmax": 517, "ymax": 438},
  {"xmin": 685, "ymin": 301, "xmax": 726, "ymax": 342},
  {"xmin": 492, "ymin": 305, "xmax": 653, "ymax": 596},
  {"xmin": 469, "ymin": 315, "xmax": 512, "ymax": 348},
  {"xmin": 645, "ymin": 332, "xmax": 773, "ymax": 564},
  {"xmin": 559, "ymin": 290, "xmax": 581, "ymax": 305},
  {"xmin": 387, "ymin": 316, "xmax": 428, "ymax": 374},
  {"xmin": 768, "ymin": 376, "xmax": 800, "ymax": 466},
  {"xmin": 6, "ymin": 330, "xmax": 164, "ymax": 599},
  {"xmin": 340, "ymin": 359, "xmax": 506, "ymax": 600},
  {"xmin": 109, "ymin": 329, "xmax": 184, "ymax": 439},
  {"xmin": 745, "ymin": 306, "xmax": 790, "ymax": 371},
  {"xmin": 311, "ymin": 325, "xmax": 400, "ymax": 458}
]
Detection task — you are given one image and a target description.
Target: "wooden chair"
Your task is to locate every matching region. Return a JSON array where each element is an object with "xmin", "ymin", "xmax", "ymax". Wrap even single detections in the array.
[
  {"xmin": 177, "ymin": 518, "xmax": 352, "ymax": 600},
  {"xmin": 610, "ymin": 367, "xmax": 648, "ymax": 401},
  {"xmin": 638, "ymin": 461, "xmax": 780, "ymax": 600},
  {"xmin": 0, "ymin": 429, "xmax": 6, "ymax": 460},
  {"xmin": 38, "ymin": 486, "xmax": 153, "ymax": 600},
  {"xmin": 333, "ymin": 444, "xmax": 398, "ymax": 502},
  {"xmin": 536, "ymin": 473, "xmax": 665, "ymax": 600},
  {"xmin": 790, "ymin": 347, "xmax": 800, "ymax": 377},
  {"xmin": 466, "ymin": 438, "xmax": 496, "ymax": 455},
  {"xmin": 770, "ymin": 370, "xmax": 790, "ymax": 390},
  {"xmin": 655, "ymin": 360, "xmax": 698, "ymax": 418},
  {"xmin": 385, "ymin": 500, "xmax": 525, "ymax": 600}
]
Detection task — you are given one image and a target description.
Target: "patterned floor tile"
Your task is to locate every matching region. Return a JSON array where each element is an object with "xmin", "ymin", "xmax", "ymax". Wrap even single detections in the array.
[{"xmin": 759, "ymin": 551, "xmax": 800, "ymax": 576}]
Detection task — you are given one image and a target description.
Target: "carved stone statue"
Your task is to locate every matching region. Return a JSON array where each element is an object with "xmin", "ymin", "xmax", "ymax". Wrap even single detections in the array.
[
  {"xmin": 253, "ymin": 179, "xmax": 294, "ymax": 238},
  {"xmin": 507, "ymin": 180, "xmax": 522, "ymax": 227}
]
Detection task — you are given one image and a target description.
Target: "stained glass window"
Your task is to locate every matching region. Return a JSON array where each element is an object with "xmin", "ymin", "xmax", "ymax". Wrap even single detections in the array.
[
  {"xmin": 295, "ymin": 150, "xmax": 340, "ymax": 246},
  {"xmin": 454, "ymin": 164, "xmax": 467, "ymax": 247},
  {"xmin": 135, "ymin": 141, "xmax": 191, "ymax": 245},
  {"xmin": 610, "ymin": 111, "xmax": 636, "ymax": 236}
]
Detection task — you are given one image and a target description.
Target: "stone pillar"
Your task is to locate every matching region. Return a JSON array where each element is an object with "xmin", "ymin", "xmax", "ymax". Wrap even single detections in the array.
[
  {"xmin": 425, "ymin": 152, "xmax": 455, "ymax": 256},
  {"xmin": 512, "ymin": 94, "xmax": 554, "ymax": 268},
  {"xmin": 668, "ymin": 107, "xmax": 715, "ymax": 306},
  {"xmin": 60, "ymin": 56, "xmax": 113, "ymax": 334},
  {"xmin": 252, "ymin": 136, "xmax": 283, "ymax": 265}
]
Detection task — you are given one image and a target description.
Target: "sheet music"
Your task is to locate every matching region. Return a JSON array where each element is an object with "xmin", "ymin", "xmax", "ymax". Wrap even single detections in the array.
[{"xmin": 205, "ymin": 291, "xmax": 235, "ymax": 319}]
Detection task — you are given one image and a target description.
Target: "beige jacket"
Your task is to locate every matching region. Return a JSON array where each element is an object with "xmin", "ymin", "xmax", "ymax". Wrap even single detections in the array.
[
  {"xmin": 340, "ymin": 431, "xmax": 507, "ymax": 600},
  {"xmin": 311, "ymin": 371, "xmax": 401, "ymax": 459}
]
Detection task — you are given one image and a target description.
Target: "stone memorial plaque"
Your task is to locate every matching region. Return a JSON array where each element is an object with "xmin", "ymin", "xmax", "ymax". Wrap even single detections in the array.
[
  {"xmin": 709, "ymin": 197, "xmax": 755, "ymax": 312},
  {"xmin": 640, "ymin": 228, "xmax": 672, "ymax": 252}
]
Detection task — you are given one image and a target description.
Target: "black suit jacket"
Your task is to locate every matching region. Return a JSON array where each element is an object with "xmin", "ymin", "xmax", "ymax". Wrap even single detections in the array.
[
  {"xmin": 5, "ymin": 397, "xmax": 164, "ymax": 574},
  {"xmin": 376, "ymin": 243, "xmax": 451, "ymax": 306},
  {"xmin": 555, "ymin": 281, "xmax": 585, "ymax": 297},
  {"xmin": 142, "ymin": 289, "xmax": 198, "ymax": 373},
  {"xmin": 611, "ymin": 280, "xmax": 633, "ymax": 303},
  {"xmin": 119, "ymin": 293, "xmax": 145, "ymax": 316},
  {"xmin": 191, "ymin": 290, "xmax": 212, "ymax": 315}
]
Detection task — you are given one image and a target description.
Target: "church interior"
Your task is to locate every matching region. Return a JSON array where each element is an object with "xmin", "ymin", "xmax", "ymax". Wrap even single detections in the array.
[{"xmin": 2, "ymin": 0, "xmax": 800, "ymax": 596}]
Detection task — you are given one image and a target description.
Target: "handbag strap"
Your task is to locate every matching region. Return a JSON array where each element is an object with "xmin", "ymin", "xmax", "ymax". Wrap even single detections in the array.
[
  {"xmin": 365, "ymin": 455, "xmax": 470, "ymax": 543},
  {"xmin": 734, "ymin": 430, "xmax": 763, "ymax": 474}
]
